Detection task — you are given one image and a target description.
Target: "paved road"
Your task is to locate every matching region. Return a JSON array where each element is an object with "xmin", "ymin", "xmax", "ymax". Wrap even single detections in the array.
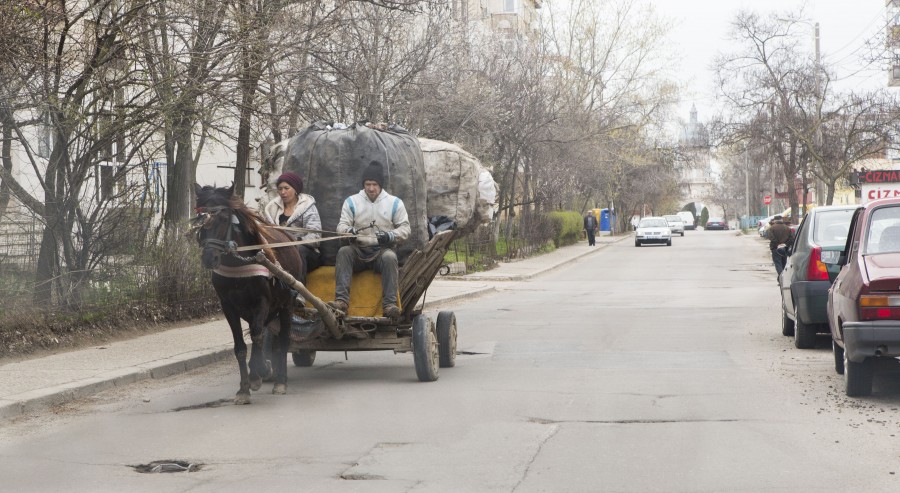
[{"xmin": 2, "ymin": 231, "xmax": 900, "ymax": 492}]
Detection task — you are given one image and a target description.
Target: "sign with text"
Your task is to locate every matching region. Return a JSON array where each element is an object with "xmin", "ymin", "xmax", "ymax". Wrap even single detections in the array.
[
  {"xmin": 861, "ymin": 183, "xmax": 900, "ymax": 204},
  {"xmin": 854, "ymin": 170, "xmax": 900, "ymax": 184}
]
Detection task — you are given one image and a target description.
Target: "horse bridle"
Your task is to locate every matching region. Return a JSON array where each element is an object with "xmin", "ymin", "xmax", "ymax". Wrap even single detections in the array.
[{"xmin": 196, "ymin": 206, "xmax": 240, "ymax": 257}]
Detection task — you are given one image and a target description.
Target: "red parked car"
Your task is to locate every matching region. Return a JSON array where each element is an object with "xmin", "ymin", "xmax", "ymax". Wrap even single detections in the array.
[{"xmin": 826, "ymin": 198, "xmax": 900, "ymax": 396}]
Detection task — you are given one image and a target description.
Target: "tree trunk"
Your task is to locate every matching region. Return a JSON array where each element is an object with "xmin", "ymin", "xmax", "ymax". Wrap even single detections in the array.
[
  {"xmin": 0, "ymin": 113, "xmax": 12, "ymax": 218},
  {"xmin": 164, "ymin": 118, "xmax": 194, "ymax": 227}
]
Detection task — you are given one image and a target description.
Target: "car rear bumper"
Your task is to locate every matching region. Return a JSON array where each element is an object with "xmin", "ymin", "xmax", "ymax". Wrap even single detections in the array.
[
  {"xmin": 684, "ymin": 225, "xmax": 695, "ymax": 230},
  {"xmin": 841, "ymin": 321, "xmax": 900, "ymax": 362},
  {"xmin": 791, "ymin": 280, "xmax": 831, "ymax": 326}
]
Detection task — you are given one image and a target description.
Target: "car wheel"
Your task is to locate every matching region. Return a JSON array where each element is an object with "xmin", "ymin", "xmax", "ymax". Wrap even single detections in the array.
[
  {"xmin": 781, "ymin": 305, "xmax": 795, "ymax": 337},
  {"xmin": 794, "ymin": 319, "xmax": 816, "ymax": 349},
  {"xmin": 681, "ymin": 232, "xmax": 684, "ymax": 237},
  {"xmin": 833, "ymin": 340, "xmax": 844, "ymax": 375},
  {"xmin": 666, "ymin": 239, "xmax": 672, "ymax": 246},
  {"xmin": 845, "ymin": 352, "xmax": 874, "ymax": 397},
  {"xmin": 634, "ymin": 240, "xmax": 641, "ymax": 247}
]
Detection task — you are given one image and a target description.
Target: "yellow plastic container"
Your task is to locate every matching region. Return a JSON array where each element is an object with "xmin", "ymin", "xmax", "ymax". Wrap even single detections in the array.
[{"xmin": 304, "ymin": 267, "xmax": 399, "ymax": 317}]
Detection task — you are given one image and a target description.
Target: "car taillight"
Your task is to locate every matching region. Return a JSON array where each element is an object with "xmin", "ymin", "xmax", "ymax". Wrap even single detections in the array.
[
  {"xmin": 806, "ymin": 246, "xmax": 829, "ymax": 281},
  {"xmin": 859, "ymin": 294, "xmax": 900, "ymax": 321}
]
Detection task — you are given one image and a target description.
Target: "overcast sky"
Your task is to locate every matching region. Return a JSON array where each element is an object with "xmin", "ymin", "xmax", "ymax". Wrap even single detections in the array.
[{"xmin": 651, "ymin": 0, "xmax": 893, "ymax": 123}]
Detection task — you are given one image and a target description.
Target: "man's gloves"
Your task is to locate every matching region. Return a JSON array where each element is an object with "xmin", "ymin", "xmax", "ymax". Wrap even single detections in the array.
[{"xmin": 376, "ymin": 231, "xmax": 395, "ymax": 246}]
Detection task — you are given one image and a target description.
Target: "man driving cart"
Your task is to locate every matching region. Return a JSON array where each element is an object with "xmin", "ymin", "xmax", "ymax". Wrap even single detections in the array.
[{"xmin": 327, "ymin": 160, "xmax": 410, "ymax": 320}]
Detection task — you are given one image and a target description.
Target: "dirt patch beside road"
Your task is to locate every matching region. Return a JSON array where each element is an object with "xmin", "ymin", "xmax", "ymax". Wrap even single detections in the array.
[{"xmin": 0, "ymin": 299, "xmax": 220, "ymax": 363}]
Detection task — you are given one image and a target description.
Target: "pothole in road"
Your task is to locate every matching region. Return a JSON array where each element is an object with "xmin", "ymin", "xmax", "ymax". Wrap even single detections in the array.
[
  {"xmin": 170, "ymin": 398, "xmax": 232, "ymax": 412},
  {"xmin": 131, "ymin": 460, "xmax": 203, "ymax": 473}
]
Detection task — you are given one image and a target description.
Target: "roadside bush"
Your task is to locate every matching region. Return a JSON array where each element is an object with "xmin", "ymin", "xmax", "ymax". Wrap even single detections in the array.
[
  {"xmin": 699, "ymin": 207, "xmax": 709, "ymax": 229},
  {"xmin": 546, "ymin": 211, "xmax": 583, "ymax": 247}
]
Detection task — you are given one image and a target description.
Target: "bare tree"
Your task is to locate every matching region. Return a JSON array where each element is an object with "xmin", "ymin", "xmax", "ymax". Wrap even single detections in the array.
[
  {"xmin": 0, "ymin": 1, "xmax": 163, "ymax": 304},
  {"xmin": 715, "ymin": 11, "xmax": 819, "ymax": 219}
]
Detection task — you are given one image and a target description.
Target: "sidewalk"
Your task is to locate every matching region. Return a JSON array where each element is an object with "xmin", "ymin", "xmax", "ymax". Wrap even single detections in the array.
[{"xmin": 0, "ymin": 234, "xmax": 628, "ymax": 421}]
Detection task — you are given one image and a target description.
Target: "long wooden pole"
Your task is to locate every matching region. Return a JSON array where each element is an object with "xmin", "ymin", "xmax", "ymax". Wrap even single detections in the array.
[{"xmin": 253, "ymin": 251, "xmax": 342, "ymax": 339}]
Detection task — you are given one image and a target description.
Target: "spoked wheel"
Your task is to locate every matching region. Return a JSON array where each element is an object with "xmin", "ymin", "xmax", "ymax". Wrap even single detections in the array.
[
  {"xmin": 844, "ymin": 350, "xmax": 874, "ymax": 397},
  {"xmin": 292, "ymin": 350, "xmax": 316, "ymax": 367},
  {"xmin": 412, "ymin": 314, "xmax": 439, "ymax": 382},
  {"xmin": 436, "ymin": 311, "xmax": 458, "ymax": 368}
]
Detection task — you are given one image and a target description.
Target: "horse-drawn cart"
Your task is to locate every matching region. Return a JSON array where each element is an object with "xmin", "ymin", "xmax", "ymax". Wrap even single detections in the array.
[{"xmin": 255, "ymin": 229, "xmax": 460, "ymax": 382}]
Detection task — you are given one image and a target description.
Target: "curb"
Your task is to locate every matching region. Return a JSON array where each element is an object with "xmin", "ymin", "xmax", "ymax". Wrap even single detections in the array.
[
  {"xmin": 456, "ymin": 234, "xmax": 632, "ymax": 282},
  {"xmin": 0, "ymin": 347, "xmax": 233, "ymax": 421},
  {"xmin": 419, "ymin": 285, "xmax": 497, "ymax": 310}
]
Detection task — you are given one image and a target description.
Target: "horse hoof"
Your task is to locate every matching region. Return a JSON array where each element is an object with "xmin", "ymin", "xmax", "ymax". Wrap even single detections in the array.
[
  {"xmin": 250, "ymin": 377, "xmax": 262, "ymax": 391},
  {"xmin": 272, "ymin": 383, "xmax": 286, "ymax": 395},
  {"xmin": 234, "ymin": 393, "xmax": 251, "ymax": 405}
]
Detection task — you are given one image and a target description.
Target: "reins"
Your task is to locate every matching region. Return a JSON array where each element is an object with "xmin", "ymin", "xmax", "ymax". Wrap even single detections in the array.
[{"xmin": 195, "ymin": 207, "xmax": 355, "ymax": 260}]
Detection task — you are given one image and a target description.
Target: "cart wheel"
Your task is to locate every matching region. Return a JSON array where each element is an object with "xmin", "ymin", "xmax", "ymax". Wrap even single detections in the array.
[
  {"xmin": 292, "ymin": 350, "xmax": 316, "ymax": 367},
  {"xmin": 412, "ymin": 314, "xmax": 439, "ymax": 382},
  {"xmin": 436, "ymin": 311, "xmax": 457, "ymax": 368}
]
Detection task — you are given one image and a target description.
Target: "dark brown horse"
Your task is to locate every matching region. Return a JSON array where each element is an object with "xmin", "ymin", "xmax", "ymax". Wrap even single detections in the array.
[{"xmin": 193, "ymin": 184, "xmax": 302, "ymax": 404}]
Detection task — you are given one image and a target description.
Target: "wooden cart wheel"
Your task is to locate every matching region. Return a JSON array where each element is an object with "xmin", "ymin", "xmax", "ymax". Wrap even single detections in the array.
[
  {"xmin": 292, "ymin": 350, "xmax": 316, "ymax": 367},
  {"xmin": 436, "ymin": 311, "xmax": 457, "ymax": 368},
  {"xmin": 412, "ymin": 314, "xmax": 439, "ymax": 382}
]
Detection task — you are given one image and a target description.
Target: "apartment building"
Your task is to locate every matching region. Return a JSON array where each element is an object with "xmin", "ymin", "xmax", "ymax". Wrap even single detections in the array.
[{"xmin": 453, "ymin": 0, "xmax": 542, "ymax": 38}]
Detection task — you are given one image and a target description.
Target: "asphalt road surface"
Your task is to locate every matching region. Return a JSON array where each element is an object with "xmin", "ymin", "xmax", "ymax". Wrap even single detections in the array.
[{"xmin": 3, "ymin": 230, "xmax": 900, "ymax": 492}]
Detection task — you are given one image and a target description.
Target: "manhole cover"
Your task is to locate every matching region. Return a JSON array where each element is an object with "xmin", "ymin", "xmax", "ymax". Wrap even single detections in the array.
[{"xmin": 131, "ymin": 460, "xmax": 202, "ymax": 473}]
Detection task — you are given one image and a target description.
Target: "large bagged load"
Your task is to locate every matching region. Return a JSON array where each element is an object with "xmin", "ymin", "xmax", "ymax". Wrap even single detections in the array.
[
  {"xmin": 273, "ymin": 122, "xmax": 428, "ymax": 265},
  {"xmin": 419, "ymin": 138, "xmax": 498, "ymax": 233}
]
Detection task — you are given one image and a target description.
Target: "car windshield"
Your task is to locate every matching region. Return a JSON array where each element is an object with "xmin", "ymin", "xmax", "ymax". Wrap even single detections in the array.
[
  {"xmin": 639, "ymin": 218, "xmax": 667, "ymax": 228},
  {"xmin": 664, "ymin": 216, "xmax": 682, "ymax": 223},
  {"xmin": 812, "ymin": 209, "xmax": 854, "ymax": 247},
  {"xmin": 865, "ymin": 206, "xmax": 900, "ymax": 254},
  {"xmin": 709, "ymin": 218, "xmax": 723, "ymax": 223}
]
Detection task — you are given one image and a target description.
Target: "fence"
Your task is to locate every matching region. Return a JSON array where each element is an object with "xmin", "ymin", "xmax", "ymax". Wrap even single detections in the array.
[
  {"xmin": 441, "ymin": 215, "xmax": 565, "ymax": 274},
  {"xmin": 740, "ymin": 215, "xmax": 768, "ymax": 230}
]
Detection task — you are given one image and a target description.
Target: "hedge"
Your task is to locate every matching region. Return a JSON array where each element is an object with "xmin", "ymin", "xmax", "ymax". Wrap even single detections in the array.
[{"xmin": 547, "ymin": 211, "xmax": 584, "ymax": 247}]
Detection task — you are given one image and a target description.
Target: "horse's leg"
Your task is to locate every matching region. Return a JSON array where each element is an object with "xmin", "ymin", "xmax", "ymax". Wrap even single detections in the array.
[
  {"xmin": 223, "ymin": 308, "xmax": 252, "ymax": 405},
  {"xmin": 247, "ymin": 301, "xmax": 270, "ymax": 392},
  {"xmin": 272, "ymin": 305, "xmax": 292, "ymax": 395}
]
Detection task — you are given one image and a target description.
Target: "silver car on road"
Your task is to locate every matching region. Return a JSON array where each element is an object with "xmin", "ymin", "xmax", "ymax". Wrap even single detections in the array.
[
  {"xmin": 664, "ymin": 215, "xmax": 685, "ymax": 236},
  {"xmin": 635, "ymin": 217, "xmax": 672, "ymax": 247}
]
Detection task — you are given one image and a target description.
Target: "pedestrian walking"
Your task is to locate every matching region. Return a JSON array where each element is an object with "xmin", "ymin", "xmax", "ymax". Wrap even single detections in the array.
[
  {"xmin": 768, "ymin": 215, "xmax": 791, "ymax": 279},
  {"xmin": 584, "ymin": 212, "xmax": 598, "ymax": 246}
]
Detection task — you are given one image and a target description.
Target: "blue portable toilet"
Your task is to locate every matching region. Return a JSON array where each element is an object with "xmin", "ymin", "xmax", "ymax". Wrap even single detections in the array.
[{"xmin": 600, "ymin": 208, "xmax": 611, "ymax": 232}]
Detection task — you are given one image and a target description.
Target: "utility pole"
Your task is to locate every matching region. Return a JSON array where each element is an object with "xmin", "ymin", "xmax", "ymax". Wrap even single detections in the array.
[
  {"xmin": 814, "ymin": 22, "xmax": 824, "ymax": 206},
  {"xmin": 745, "ymin": 146, "xmax": 751, "ymax": 221}
]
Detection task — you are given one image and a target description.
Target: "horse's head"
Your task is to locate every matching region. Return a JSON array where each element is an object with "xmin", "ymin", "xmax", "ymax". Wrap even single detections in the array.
[{"xmin": 194, "ymin": 184, "xmax": 240, "ymax": 269}]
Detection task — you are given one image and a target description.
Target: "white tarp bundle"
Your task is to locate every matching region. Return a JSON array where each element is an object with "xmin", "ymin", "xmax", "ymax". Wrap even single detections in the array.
[{"xmin": 419, "ymin": 138, "xmax": 497, "ymax": 232}]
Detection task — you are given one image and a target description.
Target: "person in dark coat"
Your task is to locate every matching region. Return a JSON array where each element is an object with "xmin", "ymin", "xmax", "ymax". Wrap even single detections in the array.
[
  {"xmin": 768, "ymin": 215, "xmax": 791, "ymax": 277},
  {"xmin": 584, "ymin": 212, "xmax": 598, "ymax": 246}
]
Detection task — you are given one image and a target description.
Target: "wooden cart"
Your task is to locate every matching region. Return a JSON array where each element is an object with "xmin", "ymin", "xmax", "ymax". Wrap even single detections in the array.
[{"xmin": 256, "ymin": 230, "xmax": 459, "ymax": 381}]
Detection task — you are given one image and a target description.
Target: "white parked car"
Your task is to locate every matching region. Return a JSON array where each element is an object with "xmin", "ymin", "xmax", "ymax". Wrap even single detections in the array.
[
  {"xmin": 663, "ymin": 215, "xmax": 685, "ymax": 236},
  {"xmin": 677, "ymin": 211, "xmax": 696, "ymax": 230},
  {"xmin": 635, "ymin": 217, "xmax": 672, "ymax": 247}
]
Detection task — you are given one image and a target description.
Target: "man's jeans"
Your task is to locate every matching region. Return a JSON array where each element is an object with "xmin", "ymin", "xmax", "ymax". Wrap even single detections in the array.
[
  {"xmin": 771, "ymin": 249, "xmax": 786, "ymax": 276},
  {"xmin": 334, "ymin": 245, "xmax": 399, "ymax": 307}
]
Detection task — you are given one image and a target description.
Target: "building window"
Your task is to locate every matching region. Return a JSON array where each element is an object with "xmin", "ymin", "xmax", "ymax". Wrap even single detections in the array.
[{"xmin": 504, "ymin": 0, "xmax": 517, "ymax": 12}]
